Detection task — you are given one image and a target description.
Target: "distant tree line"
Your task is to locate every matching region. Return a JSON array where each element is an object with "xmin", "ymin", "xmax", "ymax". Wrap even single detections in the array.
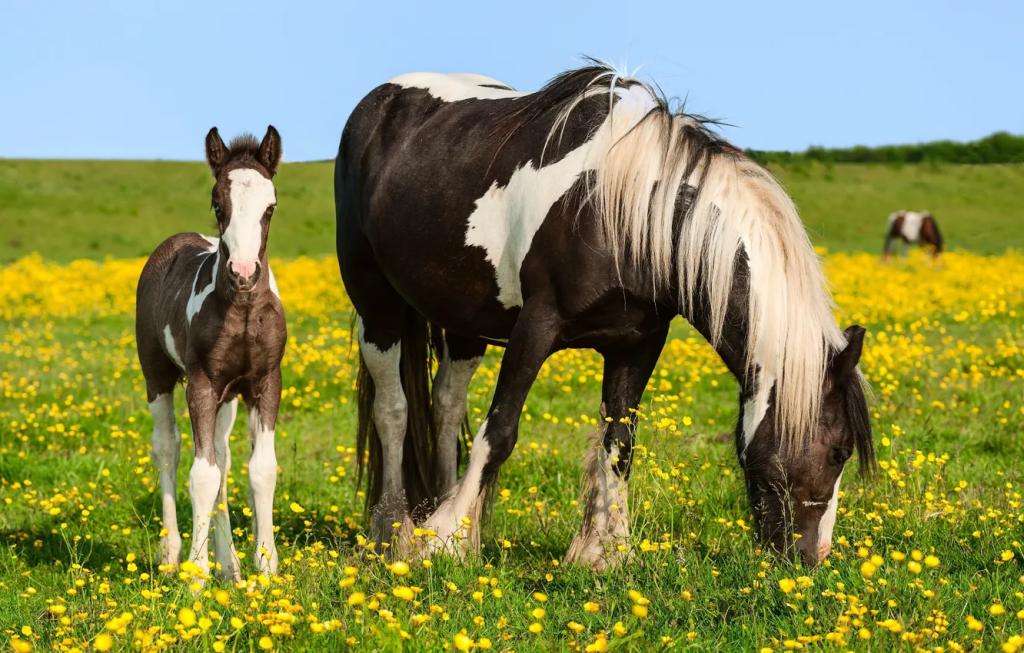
[{"xmin": 746, "ymin": 131, "xmax": 1024, "ymax": 165}]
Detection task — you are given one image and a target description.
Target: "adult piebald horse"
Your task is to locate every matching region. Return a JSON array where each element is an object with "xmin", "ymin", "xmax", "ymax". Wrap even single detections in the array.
[{"xmin": 335, "ymin": 64, "xmax": 873, "ymax": 568}]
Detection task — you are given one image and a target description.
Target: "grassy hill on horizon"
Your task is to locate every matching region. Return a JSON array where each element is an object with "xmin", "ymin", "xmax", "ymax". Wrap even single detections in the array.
[{"xmin": 1, "ymin": 158, "xmax": 1022, "ymax": 263}]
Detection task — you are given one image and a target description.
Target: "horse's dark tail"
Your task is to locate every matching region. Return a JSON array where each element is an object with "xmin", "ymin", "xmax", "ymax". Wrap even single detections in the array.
[{"xmin": 356, "ymin": 311, "xmax": 440, "ymax": 521}]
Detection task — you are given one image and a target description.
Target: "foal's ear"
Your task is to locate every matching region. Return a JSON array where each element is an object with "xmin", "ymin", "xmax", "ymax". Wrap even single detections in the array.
[
  {"xmin": 205, "ymin": 127, "xmax": 228, "ymax": 176},
  {"xmin": 831, "ymin": 325, "xmax": 866, "ymax": 385},
  {"xmin": 258, "ymin": 125, "xmax": 282, "ymax": 177}
]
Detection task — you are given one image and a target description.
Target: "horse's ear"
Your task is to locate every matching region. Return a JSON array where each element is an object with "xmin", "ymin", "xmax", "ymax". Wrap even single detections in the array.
[
  {"xmin": 205, "ymin": 127, "xmax": 228, "ymax": 176},
  {"xmin": 258, "ymin": 125, "xmax": 282, "ymax": 177},
  {"xmin": 832, "ymin": 325, "xmax": 866, "ymax": 385}
]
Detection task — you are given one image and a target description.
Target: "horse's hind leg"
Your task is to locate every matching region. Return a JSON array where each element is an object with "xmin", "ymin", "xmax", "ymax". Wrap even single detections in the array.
[
  {"xmin": 358, "ymin": 312, "xmax": 415, "ymax": 551},
  {"xmin": 565, "ymin": 327, "xmax": 668, "ymax": 570},
  {"xmin": 432, "ymin": 334, "xmax": 486, "ymax": 494},
  {"xmin": 421, "ymin": 302, "xmax": 558, "ymax": 557},
  {"xmin": 211, "ymin": 398, "xmax": 241, "ymax": 581},
  {"xmin": 141, "ymin": 344, "xmax": 184, "ymax": 569}
]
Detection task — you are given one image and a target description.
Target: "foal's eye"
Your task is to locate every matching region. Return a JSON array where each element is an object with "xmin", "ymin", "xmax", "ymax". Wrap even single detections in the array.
[
  {"xmin": 829, "ymin": 446, "xmax": 853, "ymax": 466},
  {"xmin": 212, "ymin": 203, "xmax": 223, "ymax": 216}
]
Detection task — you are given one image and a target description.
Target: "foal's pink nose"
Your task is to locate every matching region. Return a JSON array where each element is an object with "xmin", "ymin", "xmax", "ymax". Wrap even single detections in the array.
[{"xmin": 228, "ymin": 259, "xmax": 258, "ymax": 283}]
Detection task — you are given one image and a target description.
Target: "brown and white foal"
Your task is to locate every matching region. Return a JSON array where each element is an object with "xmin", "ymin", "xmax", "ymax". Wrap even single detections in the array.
[{"xmin": 136, "ymin": 126, "xmax": 286, "ymax": 581}]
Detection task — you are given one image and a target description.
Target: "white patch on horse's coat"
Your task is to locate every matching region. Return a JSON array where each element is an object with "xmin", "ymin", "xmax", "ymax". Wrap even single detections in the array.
[
  {"xmin": 423, "ymin": 420, "xmax": 490, "ymax": 553},
  {"xmin": 464, "ymin": 85, "xmax": 658, "ymax": 308},
  {"xmin": 900, "ymin": 211, "xmax": 925, "ymax": 241},
  {"xmin": 741, "ymin": 370, "xmax": 776, "ymax": 458},
  {"xmin": 187, "ymin": 457, "xmax": 222, "ymax": 574},
  {"xmin": 186, "ymin": 251, "xmax": 218, "ymax": 324},
  {"xmin": 162, "ymin": 324, "xmax": 185, "ymax": 370},
  {"xmin": 223, "ymin": 168, "xmax": 275, "ymax": 277},
  {"xmin": 149, "ymin": 393, "xmax": 181, "ymax": 566},
  {"xmin": 432, "ymin": 345, "xmax": 483, "ymax": 492},
  {"xmin": 816, "ymin": 472, "xmax": 843, "ymax": 559},
  {"xmin": 202, "ymin": 235, "xmax": 219, "ymax": 252},
  {"xmin": 388, "ymin": 72, "xmax": 524, "ymax": 102},
  {"xmin": 247, "ymin": 406, "xmax": 278, "ymax": 574}
]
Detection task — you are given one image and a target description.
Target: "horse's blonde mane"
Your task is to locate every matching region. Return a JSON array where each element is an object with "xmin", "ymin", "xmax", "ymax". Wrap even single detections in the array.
[{"xmin": 543, "ymin": 65, "xmax": 846, "ymax": 451}]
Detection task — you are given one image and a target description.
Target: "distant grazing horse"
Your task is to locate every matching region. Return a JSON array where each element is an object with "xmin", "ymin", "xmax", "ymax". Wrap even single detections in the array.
[
  {"xmin": 884, "ymin": 210, "xmax": 943, "ymax": 258},
  {"xmin": 335, "ymin": 64, "xmax": 873, "ymax": 568},
  {"xmin": 137, "ymin": 126, "xmax": 285, "ymax": 581}
]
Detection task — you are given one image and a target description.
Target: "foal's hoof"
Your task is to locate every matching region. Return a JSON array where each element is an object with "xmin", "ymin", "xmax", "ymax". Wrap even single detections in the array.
[
  {"xmin": 564, "ymin": 534, "xmax": 631, "ymax": 571},
  {"xmin": 159, "ymin": 537, "xmax": 182, "ymax": 572},
  {"xmin": 216, "ymin": 556, "xmax": 243, "ymax": 583}
]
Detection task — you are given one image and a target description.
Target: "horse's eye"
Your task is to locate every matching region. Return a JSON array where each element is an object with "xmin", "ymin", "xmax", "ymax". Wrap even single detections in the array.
[{"xmin": 829, "ymin": 446, "xmax": 853, "ymax": 466}]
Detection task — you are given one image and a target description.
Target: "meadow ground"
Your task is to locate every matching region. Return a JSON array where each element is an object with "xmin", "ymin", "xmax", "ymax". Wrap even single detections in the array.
[{"xmin": 0, "ymin": 161, "xmax": 1023, "ymax": 652}]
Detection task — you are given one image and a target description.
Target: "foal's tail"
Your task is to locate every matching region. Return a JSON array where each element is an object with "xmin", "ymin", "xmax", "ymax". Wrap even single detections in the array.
[{"xmin": 356, "ymin": 312, "xmax": 440, "ymax": 520}]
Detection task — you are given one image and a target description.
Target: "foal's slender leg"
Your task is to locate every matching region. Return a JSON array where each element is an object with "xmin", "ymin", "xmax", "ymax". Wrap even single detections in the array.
[
  {"xmin": 211, "ymin": 398, "xmax": 241, "ymax": 581},
  {"xmin": 150, "ymin": 392, "xmax": 182, "ymax": 568},
  {"xmin": 185, "ymin": 372, "xmax": 220, "ymax": 579},
  {"xmin": 422, "ymin": 304, "xmax": 559, "ymax": 556},
  {"xmin": 565, "ymin": 327, "xmax": 668, "ymax": 570},
  {"xmin": 358, "ymin": 318, "xmax": 414, "ymax": 549},
  {"xmin": 247, "ymin": 370, "xmax": 282, "ymax": 575},
  {"xmin": 432, "ymin": 335, "xmax": 486, "ymax": 494}
]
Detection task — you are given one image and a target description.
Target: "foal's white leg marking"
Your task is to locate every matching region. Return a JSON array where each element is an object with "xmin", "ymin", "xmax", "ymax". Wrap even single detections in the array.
[
  {"xmin": 187, "ymin": 457, "xmax": 221, "ymax": 577},
  {"xmin": 224, "ymin": 168, "xmax": 276, "ymax": 279},
  {"xmin": 565, "ymin": 442, "xmax": 630, "ymax": 570},
  {"xmin": 150, "ymin": 393, "xmax": 182, "ymax": 567},
  {"xmin": 211, "ymin": 399, "xmax": 241, "ymax": 581},
  {"xmin": 387, "ymin": 72, "xmax": 525, "ymax": 102},
  {"xmin": 358, "ymin": 320, "xmax": 414, "ymax": 543},
  {"xmin": 186, "ymin": 251, "xmax": 219, "ymax": 324},
  {"xmin": 464, "ymin": 86, "xmax": 657, "ymax": 308},
  {"xmin": 740, "ymin": 371, "xmax": 776, "ymax": 461},
  {"xmin": 432, "ymin": 345, "xmax": 483, "ymax": 493},
  {"xmin": 816, "ymin": 472, "xmax": 843, "ymax": 561},
  {"xmin": 162, "ymin": 325, "xmax": 185, "ymax": 371},
  {"xmin": 248, "ymin": 406, "xmax": 278, "ymax": 574},
  {"xmin": 421, "ymin": 421, "xmax": 491, "ymax": 556}
]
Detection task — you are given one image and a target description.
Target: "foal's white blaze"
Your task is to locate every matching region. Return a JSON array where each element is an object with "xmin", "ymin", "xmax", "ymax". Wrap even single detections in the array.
[
  {"xmin": 423, "ymin": 420, "xmax": 491, "ymax": 552},
  {"xmin": 465, "ymin": 84, "xmax": 657, "ymax": 308},
  {"xmin": 186, "ymin": 251, "xmax": 218, "ymax": 324},
  {"xmin": 162, "ymin": 325, "xmax": 185, "ymax": 370},
  {"xmin": 224, "ymin": 168, "xmax": 275, "ymax": 280},
  {"xmin": 816, "ymin": 472, "xmax": 843, "ymax": 560},
  {"xmin": 388, "ymin": 72, "xmax": 524, "ymax": 102}
]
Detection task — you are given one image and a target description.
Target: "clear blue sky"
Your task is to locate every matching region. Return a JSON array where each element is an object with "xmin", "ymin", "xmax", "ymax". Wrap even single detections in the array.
[{"xmin": 2, "ymin": 1, "xmax": 1021, "ymax": 161}]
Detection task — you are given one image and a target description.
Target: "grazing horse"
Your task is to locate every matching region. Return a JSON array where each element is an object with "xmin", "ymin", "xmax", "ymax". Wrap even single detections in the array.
[
  {"xmin": 136, "ymin": 126, "xmax": 286, "ymax": 580},
  {"xmin": 884, "ymin": 210, "xmax": 943, "ymax": 258},
  {"xmin": 335, "ymin": 65, "xmax": 874, "ymax": 568}
]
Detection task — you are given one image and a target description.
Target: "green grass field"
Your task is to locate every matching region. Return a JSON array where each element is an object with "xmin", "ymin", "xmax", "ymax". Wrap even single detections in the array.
[
  {"xmin": 1, "ymin": 159, "xmax": 1021, "ymax": 262},
  {"xmin": 0, "ymin": 160, "xmax": 1023, "ymax": 652}
]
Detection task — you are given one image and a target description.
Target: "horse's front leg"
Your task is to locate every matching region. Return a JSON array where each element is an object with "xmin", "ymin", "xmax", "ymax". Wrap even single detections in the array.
[
  {"xmin": 420, "ymin": 304, "xmax": 559, "ymax": 557},
  {"xmin": 565, "ymin": 326, "xmax": 668, "ymax": 570},
  {"xmin": 247, "ymin": 369, "xmax": 281, "ymax": 575},
  {"xmin": 185, "ymin": 371, "xmax": 221, "ymax": 581}
]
